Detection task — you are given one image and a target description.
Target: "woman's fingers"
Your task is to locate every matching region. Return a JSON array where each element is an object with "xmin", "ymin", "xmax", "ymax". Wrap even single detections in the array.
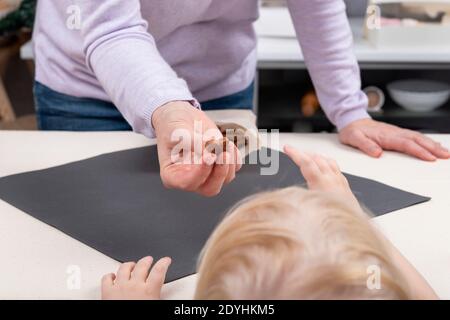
[
  {"xmin": 197, "ymin": 156, "xmax": 230, "ymax": 197},
  {"xmin": 163, "ymin": 137, "xmax": 242, "ymax": 197},
  {"xmin": 224, "ymin": 161, "xmax": 236, "ymax": 185},
  {"xmin": 190, "ymin": 156, "xmax": 217, "ymax": 188},
  {"xmin": 223, "ymin": 144, "xmax": 237, "ymax": 185},
  {"xmin": 341, "ymin": 129, "xmax": 383, "ymax": 158},
  {"xmin": 132, "ymin": 256, "xmax": 154, "ymax": 282},
  {"xmin": 232, "ymin": 142, "xmax": 243, "ymax": 173},
  {"xmin": 161, "ymin": 160, "xmax": 214, "ymax": 192},
  {"xmin": 146, "ymin": 257, "xmax": 172, "ymax": 296},
  {"xmin": 378, "ymin": 135, "xmax": 436, "ymax": 161},
  {"xmin": 411, "ymin": 133, "xmax": 450, "ymax": 159},
  {"xmin": 116, "ymin": 262, "xmax": 136, "ymax": 282},
  {"xmin": 228, "ymin": 140, "xmax": 243, "ymax": 181},
  {"xmin": 166, "ymin": 140, "xmax": 240, "ymax": 192}
]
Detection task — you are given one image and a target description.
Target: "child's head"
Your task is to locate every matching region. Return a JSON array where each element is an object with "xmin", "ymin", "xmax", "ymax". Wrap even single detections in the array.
[{"xmin": 195, "ymin": 187, "xmax": 411, "ymax": 300}]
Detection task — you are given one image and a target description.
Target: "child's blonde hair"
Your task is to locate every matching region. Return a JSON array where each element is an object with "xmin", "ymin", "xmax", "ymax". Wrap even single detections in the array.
[{"xmin": 195, "ymin": 187, "xmax": 412, "ymax": 300}]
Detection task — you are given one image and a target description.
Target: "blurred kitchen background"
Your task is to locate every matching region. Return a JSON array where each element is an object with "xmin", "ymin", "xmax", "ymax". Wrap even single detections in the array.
[{"xmin": 1, "ymin": 0, "xmax": 450, "ymax": 132}]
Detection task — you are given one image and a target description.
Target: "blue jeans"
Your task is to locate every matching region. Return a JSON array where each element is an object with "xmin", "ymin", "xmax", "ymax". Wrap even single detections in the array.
[{"xmin": 34, "ymin": 81, "xmax": 255, "ymax": 132}]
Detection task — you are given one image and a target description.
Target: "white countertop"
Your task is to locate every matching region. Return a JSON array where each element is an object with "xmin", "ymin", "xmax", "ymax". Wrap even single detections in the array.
[
  {"xmin": 256, "ymin": 8, "xmax": 450, "ymax": 67},
  {"xmin": 0, "ymin": 131, "xmax": 450, "ymax": 299}
]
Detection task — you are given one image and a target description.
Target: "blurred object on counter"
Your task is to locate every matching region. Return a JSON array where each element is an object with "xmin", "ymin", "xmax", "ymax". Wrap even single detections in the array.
[
  {"xmin": 388, "ymin": 79, "xmax": 450, "ymax": 112},
  {"xmin": 365, "ymin": 0, "xmax": 450, "ymax": 48},
  {"xmin": 301, "ymin": 90, "xmax": 320, "ymax": 117},
  {"xmin": 363, "ymin": 86, "xmax": 385, "ymax": 113},
  {"xmin": 381, "ymin": 1, "xmax": 449, "ymax": 23}
]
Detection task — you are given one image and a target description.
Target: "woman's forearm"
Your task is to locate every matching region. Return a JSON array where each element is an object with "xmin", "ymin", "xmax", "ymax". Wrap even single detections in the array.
[
  {"xmin": 79, "ymin": 0, "xmax": 195, "ymax": 138},
  {"xmin": 286, "ymin": 0, "xmax": 370, "ymax": 130}
]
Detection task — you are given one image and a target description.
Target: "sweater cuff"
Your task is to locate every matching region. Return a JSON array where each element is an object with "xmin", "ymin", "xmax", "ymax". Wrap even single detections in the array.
[
  {"xmin": 335, "ymin": 107, "xmax": 371, "ymax": 131},
  {"xmin": 135, "ymin": 80, "xmax": 200, "ymax": 139}
]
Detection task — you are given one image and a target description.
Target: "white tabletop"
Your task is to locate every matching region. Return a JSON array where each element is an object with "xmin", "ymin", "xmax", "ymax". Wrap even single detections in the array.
[{"xmin": 0, "ymin": 131, "xmax": 449, "ymax": 299}]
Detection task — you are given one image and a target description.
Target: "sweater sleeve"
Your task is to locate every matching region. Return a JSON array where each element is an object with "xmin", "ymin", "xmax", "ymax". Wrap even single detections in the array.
[
  {"xmin": 78, "ymin": 0, "xmax": 198, "ymax": 138},
  {"xmin": 286, "ymin": 0, "xmax": 370, "ymax": 130}
]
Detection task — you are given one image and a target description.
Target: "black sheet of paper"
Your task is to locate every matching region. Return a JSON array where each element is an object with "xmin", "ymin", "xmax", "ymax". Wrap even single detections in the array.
[{"xmin": 0, "ymin": 146, "xmax": 430, "ymax": 282}]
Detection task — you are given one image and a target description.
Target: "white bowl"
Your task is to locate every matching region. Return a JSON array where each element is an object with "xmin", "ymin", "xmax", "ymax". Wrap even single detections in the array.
[{"xmin": 387, "ymin": 80, "xmax": 450, "ymax": 113}]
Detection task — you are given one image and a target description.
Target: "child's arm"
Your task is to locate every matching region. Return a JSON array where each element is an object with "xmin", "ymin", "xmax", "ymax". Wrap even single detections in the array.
[
  {"xmin": 102, "ymin": 256, "xmax": 171, "ymax": 300},
  {"xmin": 375, "ymin": 230, "xmax": 439, "ymax": 300},
  {"xmin": 284, "ymin": 145, "xmax": 439, "ymax": 300}
]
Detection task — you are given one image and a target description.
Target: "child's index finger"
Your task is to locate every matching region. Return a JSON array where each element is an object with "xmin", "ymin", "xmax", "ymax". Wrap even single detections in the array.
[{"xmin": 283, "ymin": 145, "xmax": 306, "ymax": 167}]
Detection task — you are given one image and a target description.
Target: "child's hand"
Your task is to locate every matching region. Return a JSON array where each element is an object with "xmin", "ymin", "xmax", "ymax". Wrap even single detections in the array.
[
  {"xmin": 284, "ymin": 145, "xmax": 359, "ymax": 207},
  {"xmin": 101, "ymin": 256, "xmax": 172, "ymax": 300}
]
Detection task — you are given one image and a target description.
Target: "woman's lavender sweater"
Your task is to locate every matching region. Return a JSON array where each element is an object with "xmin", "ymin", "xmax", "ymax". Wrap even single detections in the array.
[{"xmin": 33, "ymin": 0, "xmax": 369, "ymax": 138}]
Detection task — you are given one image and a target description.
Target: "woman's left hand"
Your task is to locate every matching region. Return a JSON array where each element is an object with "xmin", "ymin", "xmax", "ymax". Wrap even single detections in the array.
[{"xmin": 339, "ymin": 119, "xmax": 450, "ymax": 161}]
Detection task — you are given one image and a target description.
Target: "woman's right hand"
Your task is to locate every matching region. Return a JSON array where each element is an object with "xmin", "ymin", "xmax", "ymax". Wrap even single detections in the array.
[
  {"xmin": 284, "ymin": 145, "xmax": 359, "ymax": 207},
  {"xmin": 152, "ymin": 101, "xmax": 241, "ymax": 197}
]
